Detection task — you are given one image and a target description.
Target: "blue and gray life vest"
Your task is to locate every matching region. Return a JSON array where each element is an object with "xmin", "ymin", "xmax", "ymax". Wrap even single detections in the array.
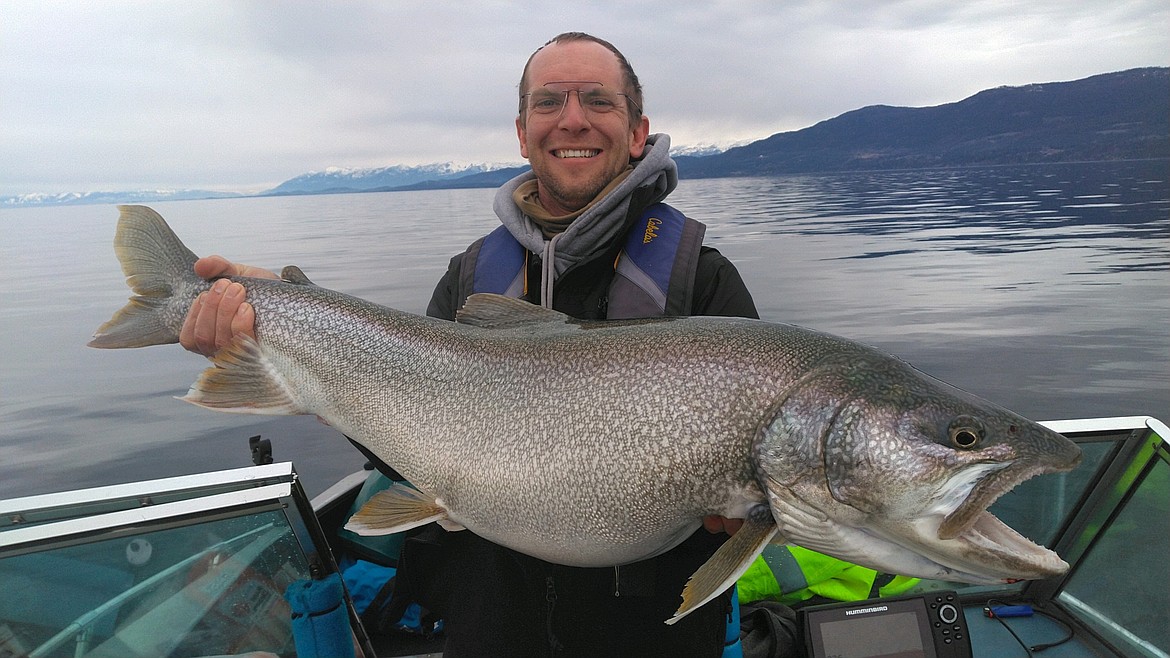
[
  {"xmin": 460, "ymin": 203, "xmax": 707, "ymax": 319},
  {"xmin": 459, "ymin": 203, "xmax": 745, "ymax": 656}
]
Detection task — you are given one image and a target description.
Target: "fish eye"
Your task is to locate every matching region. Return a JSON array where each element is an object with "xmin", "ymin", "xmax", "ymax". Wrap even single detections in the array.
[{"xmin": 947, "ymin": 416, "xmax": 985, "ymax": 449}]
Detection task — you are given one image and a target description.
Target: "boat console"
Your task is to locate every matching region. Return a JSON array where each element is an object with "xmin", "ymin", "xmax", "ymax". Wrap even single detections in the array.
[{"xmin": 801, "ymin": 590, "xmax": 972, "ymax": 658}]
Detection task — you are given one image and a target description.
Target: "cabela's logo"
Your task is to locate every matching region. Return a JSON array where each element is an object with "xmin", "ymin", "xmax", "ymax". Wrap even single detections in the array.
[{"xmin": 643, "ymin": 216, "xmax": 662, "ymax": 244}]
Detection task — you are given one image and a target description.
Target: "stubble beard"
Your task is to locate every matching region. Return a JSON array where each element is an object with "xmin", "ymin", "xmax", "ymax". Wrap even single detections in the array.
[{"xmin": 536, "ymin": 165, "xmax": 617, "ymax": 214}]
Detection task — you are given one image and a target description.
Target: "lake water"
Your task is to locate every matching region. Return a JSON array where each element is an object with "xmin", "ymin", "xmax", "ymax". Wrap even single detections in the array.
[{"xmin": 1, "ymin": 161, "xmax": 1167, "ymax": 499}]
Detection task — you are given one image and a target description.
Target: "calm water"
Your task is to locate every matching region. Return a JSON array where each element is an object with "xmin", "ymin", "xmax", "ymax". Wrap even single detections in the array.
[{"xmin": 1, "ymin": 161, "xmax": 1167, "ymax": 499}]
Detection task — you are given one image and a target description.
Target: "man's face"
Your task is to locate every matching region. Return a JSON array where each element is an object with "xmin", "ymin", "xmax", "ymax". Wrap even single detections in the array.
[{"xmin": 516, "ymin": 40, "xmax": 650, "ymax": 216}]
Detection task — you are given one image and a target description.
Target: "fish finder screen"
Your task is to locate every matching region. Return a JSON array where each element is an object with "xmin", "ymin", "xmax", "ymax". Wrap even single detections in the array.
[{"xmin": 819, "ymin": 611, "xmax": 929, "ymax": 658}]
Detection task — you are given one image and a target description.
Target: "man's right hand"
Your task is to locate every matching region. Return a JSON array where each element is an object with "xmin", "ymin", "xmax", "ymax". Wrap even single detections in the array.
[{"xmin": 179, "ymin": 256, "xmax": 278, "ymax": 357}]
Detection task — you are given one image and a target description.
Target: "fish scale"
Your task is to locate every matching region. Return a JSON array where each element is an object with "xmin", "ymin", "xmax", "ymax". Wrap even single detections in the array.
[{"xmin": 91, "ymin": 205, "xmax": 1082, "ymax": 623}]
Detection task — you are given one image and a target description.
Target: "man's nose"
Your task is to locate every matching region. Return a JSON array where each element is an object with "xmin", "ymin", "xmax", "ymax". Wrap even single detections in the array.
[{"xmin": 557, "ymin": 90, "xmax": 591, "ymax": 126}]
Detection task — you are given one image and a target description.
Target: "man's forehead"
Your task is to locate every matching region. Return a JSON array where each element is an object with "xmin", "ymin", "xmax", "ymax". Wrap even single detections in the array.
[{"xmin": 526, "ymin": 40, "xmax": 624, "ymax": 87}]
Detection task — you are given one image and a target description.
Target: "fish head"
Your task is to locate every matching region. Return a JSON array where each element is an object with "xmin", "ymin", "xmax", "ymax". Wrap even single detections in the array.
[{"xmin": 755, "ymin": 349, "xmax": 1082, "ymax": 584}]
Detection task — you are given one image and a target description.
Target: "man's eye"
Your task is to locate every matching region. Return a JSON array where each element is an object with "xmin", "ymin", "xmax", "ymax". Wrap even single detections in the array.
[{"xmin": 532, "ymin": 97, "xmax": 563, "ymax": 110}]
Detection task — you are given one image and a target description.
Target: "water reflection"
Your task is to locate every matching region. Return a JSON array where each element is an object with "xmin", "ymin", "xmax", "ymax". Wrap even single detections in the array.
[
  {"xmin": 678, "ymin": 161, "xmax": 1168, "ymax": 246},
  {"xmin": 669, "ymin": 161, "xmax": 1169, "ymax": 424},
  {"xmin": 0, "ymin": 162, "xmax": 1166, "ymax": 498}
]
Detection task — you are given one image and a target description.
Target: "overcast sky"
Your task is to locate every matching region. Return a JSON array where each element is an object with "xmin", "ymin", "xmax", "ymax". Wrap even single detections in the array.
[{"xmin": 2, "ymin": 1, "xmax": 1166, "ymax": 197}]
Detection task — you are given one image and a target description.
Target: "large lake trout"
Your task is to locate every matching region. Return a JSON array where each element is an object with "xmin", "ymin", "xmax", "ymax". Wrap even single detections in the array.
[{"xmin": 91, "ymin": 205, "xmax": 1081, "ymax": 622}]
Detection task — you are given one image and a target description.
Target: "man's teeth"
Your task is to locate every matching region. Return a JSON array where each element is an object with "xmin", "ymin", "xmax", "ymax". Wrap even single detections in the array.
[{"xmin": 555, "ymin": 149, "xmax": 599, "ymax": 158}]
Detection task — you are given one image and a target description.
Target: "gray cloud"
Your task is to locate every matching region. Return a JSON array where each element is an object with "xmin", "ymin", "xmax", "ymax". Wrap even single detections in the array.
[{"xmin": 2, "ymin": 0, "xmax": 1166, "ymax": 195}]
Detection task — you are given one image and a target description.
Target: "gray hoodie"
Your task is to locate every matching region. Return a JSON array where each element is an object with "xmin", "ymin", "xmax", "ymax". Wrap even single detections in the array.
[{"xmin": 491, "ymin": 133, "xmax": 679, "ymax": 307}]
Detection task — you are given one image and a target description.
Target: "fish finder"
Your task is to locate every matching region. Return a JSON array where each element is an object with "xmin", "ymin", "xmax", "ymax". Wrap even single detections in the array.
[{"xmin": 800, "ymin": 590, "xmax": 972, "ymax": 658}]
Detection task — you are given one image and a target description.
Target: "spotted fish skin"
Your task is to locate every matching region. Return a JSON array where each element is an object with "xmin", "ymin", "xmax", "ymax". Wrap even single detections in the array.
[{"xmin": 91, "ymin": 205, "xmax": 1082, "ymax": 622}]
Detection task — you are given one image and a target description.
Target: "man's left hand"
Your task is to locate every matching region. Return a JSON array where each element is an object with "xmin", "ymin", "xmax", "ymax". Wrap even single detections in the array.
[{"xmin": 702, "ymin": 516, "xmax": 743, "ymax": 536}]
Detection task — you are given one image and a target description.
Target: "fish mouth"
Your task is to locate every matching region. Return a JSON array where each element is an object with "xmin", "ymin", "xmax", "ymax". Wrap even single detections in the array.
[
  {"xmin": 952, "ymin": 509, "xmax": 1070, "ymax": 579},
  {"xmin": 938, "ymin": 462, "xmax": 1033, "ymax": 540},
  {"xmin": 554, "ymin": 148, "xmax": 600, "ymax": 159},
  {"xmin": 931, "ymin": 462, "xmax": 1072, "ymax": 579}
]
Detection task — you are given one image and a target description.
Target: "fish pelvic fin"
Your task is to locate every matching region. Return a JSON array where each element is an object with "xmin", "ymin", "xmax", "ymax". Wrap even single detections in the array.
[
  {"xmin": 667, "ymin": 506, "xmax": 778, "ymax": 625},
  {"xmin": 179, "ymin": 334, "xmax": 304, "ymax": 414},
  {"xmin": 89, "ymin": 205, "xmax": 202, "ymax": 349},
  {"xmin": 344, "ymin": 483, "xmax": 454, "ymax": 536}
]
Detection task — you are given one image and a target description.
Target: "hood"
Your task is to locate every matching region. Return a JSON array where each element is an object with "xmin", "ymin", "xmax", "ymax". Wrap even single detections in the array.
[{"xmin": 492, "ymin": 133, "xmax": 678, "ymax": 292}]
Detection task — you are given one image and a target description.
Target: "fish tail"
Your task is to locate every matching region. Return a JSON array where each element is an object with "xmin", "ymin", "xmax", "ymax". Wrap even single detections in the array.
[{"xmin": 88, "ymin": 205, "xmax": 203, "ymax": 349}]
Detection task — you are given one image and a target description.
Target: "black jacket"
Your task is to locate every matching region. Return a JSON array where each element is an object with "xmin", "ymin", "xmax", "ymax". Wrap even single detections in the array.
[
  {"xmin": 428, "ymin": 242, "xmax": 758, "ymax": 322},
  {"xmin": 397, "ymin": 208, "xmax": 758, "ymax": 658}
]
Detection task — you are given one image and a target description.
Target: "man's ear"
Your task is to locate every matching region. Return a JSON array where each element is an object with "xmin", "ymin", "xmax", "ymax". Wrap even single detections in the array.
[
  {"xmin": 516, "ymin": 116, "xmax": 529, "ymax": 159},
  {"xmin": 629, "ymin": 114, "xmax": 650, "ymax": 159}
]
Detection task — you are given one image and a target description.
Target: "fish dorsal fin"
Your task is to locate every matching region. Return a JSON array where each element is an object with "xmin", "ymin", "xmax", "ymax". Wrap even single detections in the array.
[
  {"xmin": 456, "ymin": 293, "xmax": 576, "ymax": 330},
  {"xmin": 280, "ymin": 265, "xmax": 316, "ymax": 286}
]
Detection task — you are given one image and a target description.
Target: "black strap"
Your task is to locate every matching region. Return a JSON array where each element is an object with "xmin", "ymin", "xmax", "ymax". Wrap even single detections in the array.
[
  {"xmin": 345, "ymin": 436, "xmax": 405, "ymax": 481},
  {"xmin": 869, "ymin": 572, "xmax": 898, "ymax": 598}
]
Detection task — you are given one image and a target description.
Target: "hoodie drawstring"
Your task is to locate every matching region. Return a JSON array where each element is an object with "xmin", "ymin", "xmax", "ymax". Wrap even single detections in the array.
[{"xmin": 541, "ymin": 233, "xmax": 563, "ymax": 308}]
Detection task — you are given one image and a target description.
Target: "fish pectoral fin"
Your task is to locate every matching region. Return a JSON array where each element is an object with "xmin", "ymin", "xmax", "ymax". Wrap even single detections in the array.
[
  {"xmin": 178, "ymin": 334, "xmax": 304, "ymax": 414},
  {"xmin": 344, "ymin": 483, "xmax": 451, "ymax": 536},
  {"xmin": 667, "ymin": 506, "xmax": 778, "ymax": 625}
]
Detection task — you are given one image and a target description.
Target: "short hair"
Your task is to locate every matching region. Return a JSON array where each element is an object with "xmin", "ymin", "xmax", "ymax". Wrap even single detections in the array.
[{"xmin": 517, "ymin": 32, "xmax": 644, "ymax": 127}]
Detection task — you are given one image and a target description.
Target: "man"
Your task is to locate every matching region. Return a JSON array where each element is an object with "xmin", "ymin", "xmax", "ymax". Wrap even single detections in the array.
[{"xmin": 181, "ymin": 32, "xmax": 756, "ymax": 657}]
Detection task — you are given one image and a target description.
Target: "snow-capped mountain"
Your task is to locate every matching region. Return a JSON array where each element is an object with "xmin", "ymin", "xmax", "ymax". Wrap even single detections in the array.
[
  {"xmin": 0, "ymin": 163, "xmax": 522, "ymax": 207},
  {"xmin": 3, "ymin": 146, "xmax": 733, "ymax": 208},
  {"xmin": 1, "ymin": 189, "xmax": 243, "ymax": 208},
  {"xmin": 263, "ymin": 162, "xmax": 523, "ymax": 195},
  {"xmin": 669, "ymin": 142, "xmax": 741, "ymax": 157}
]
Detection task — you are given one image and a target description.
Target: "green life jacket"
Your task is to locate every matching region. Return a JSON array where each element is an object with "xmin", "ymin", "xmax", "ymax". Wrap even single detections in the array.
[{"xmin": 737, "ymin": 545, "xmax": 919, "ymax": 606}]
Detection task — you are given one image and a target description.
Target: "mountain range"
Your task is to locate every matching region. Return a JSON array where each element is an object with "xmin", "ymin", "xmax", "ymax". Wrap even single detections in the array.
[
  {"xmin": 263, "ymin": 162, "xmax": 519, "ymax": 195},
  {"xmin": 4, "ymin": 67, "xmax": 1165, "ymax": 207},
  {"xmin": 675, "ymin": 67, "xmax": 1168, "ymax": 177},
  {"xmin": 257, "ymin": 142, "xmax": 735, "ymax": 195}
]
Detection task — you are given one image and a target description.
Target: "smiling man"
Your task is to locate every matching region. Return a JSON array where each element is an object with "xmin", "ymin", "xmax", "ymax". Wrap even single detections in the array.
[
  {"xmin": 412, "ymin": 33, "xmax": 760, "ymax": 657},
  {"xmin": 179, "ymin": 31, "xmax": 759, "ymax": 657},
  {"xmin": 424, "ymin": 33, "xmax": 757, "ymax": 323},
  {"xmin": 515, "ymin": 38, "xmax": 649, "ymax": 216}
]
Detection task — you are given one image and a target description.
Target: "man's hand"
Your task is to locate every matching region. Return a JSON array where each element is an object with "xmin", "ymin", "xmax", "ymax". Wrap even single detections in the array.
[
  {"xmin": 179, "ymin": 256, "xmax": 277, "ymax": 357},
  {"xmin": 703, "ymin": 516, "xmax": 744, "ymax": 536}
]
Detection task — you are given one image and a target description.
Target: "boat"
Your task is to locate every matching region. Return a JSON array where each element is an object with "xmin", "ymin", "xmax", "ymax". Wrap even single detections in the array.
[{"xmin": 1, "ymin": 416, "xmax": 1165, "ymax": 658}]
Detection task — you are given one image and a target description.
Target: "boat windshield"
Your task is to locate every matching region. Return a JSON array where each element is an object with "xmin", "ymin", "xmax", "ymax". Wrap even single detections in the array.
[
  {"xmin": 0, "ymin": 463, "xmax": 330, "ymax": 658},
  {"xmin": 1054, "ymin": 422, "xmax": 1169, "ymax": 656}
]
